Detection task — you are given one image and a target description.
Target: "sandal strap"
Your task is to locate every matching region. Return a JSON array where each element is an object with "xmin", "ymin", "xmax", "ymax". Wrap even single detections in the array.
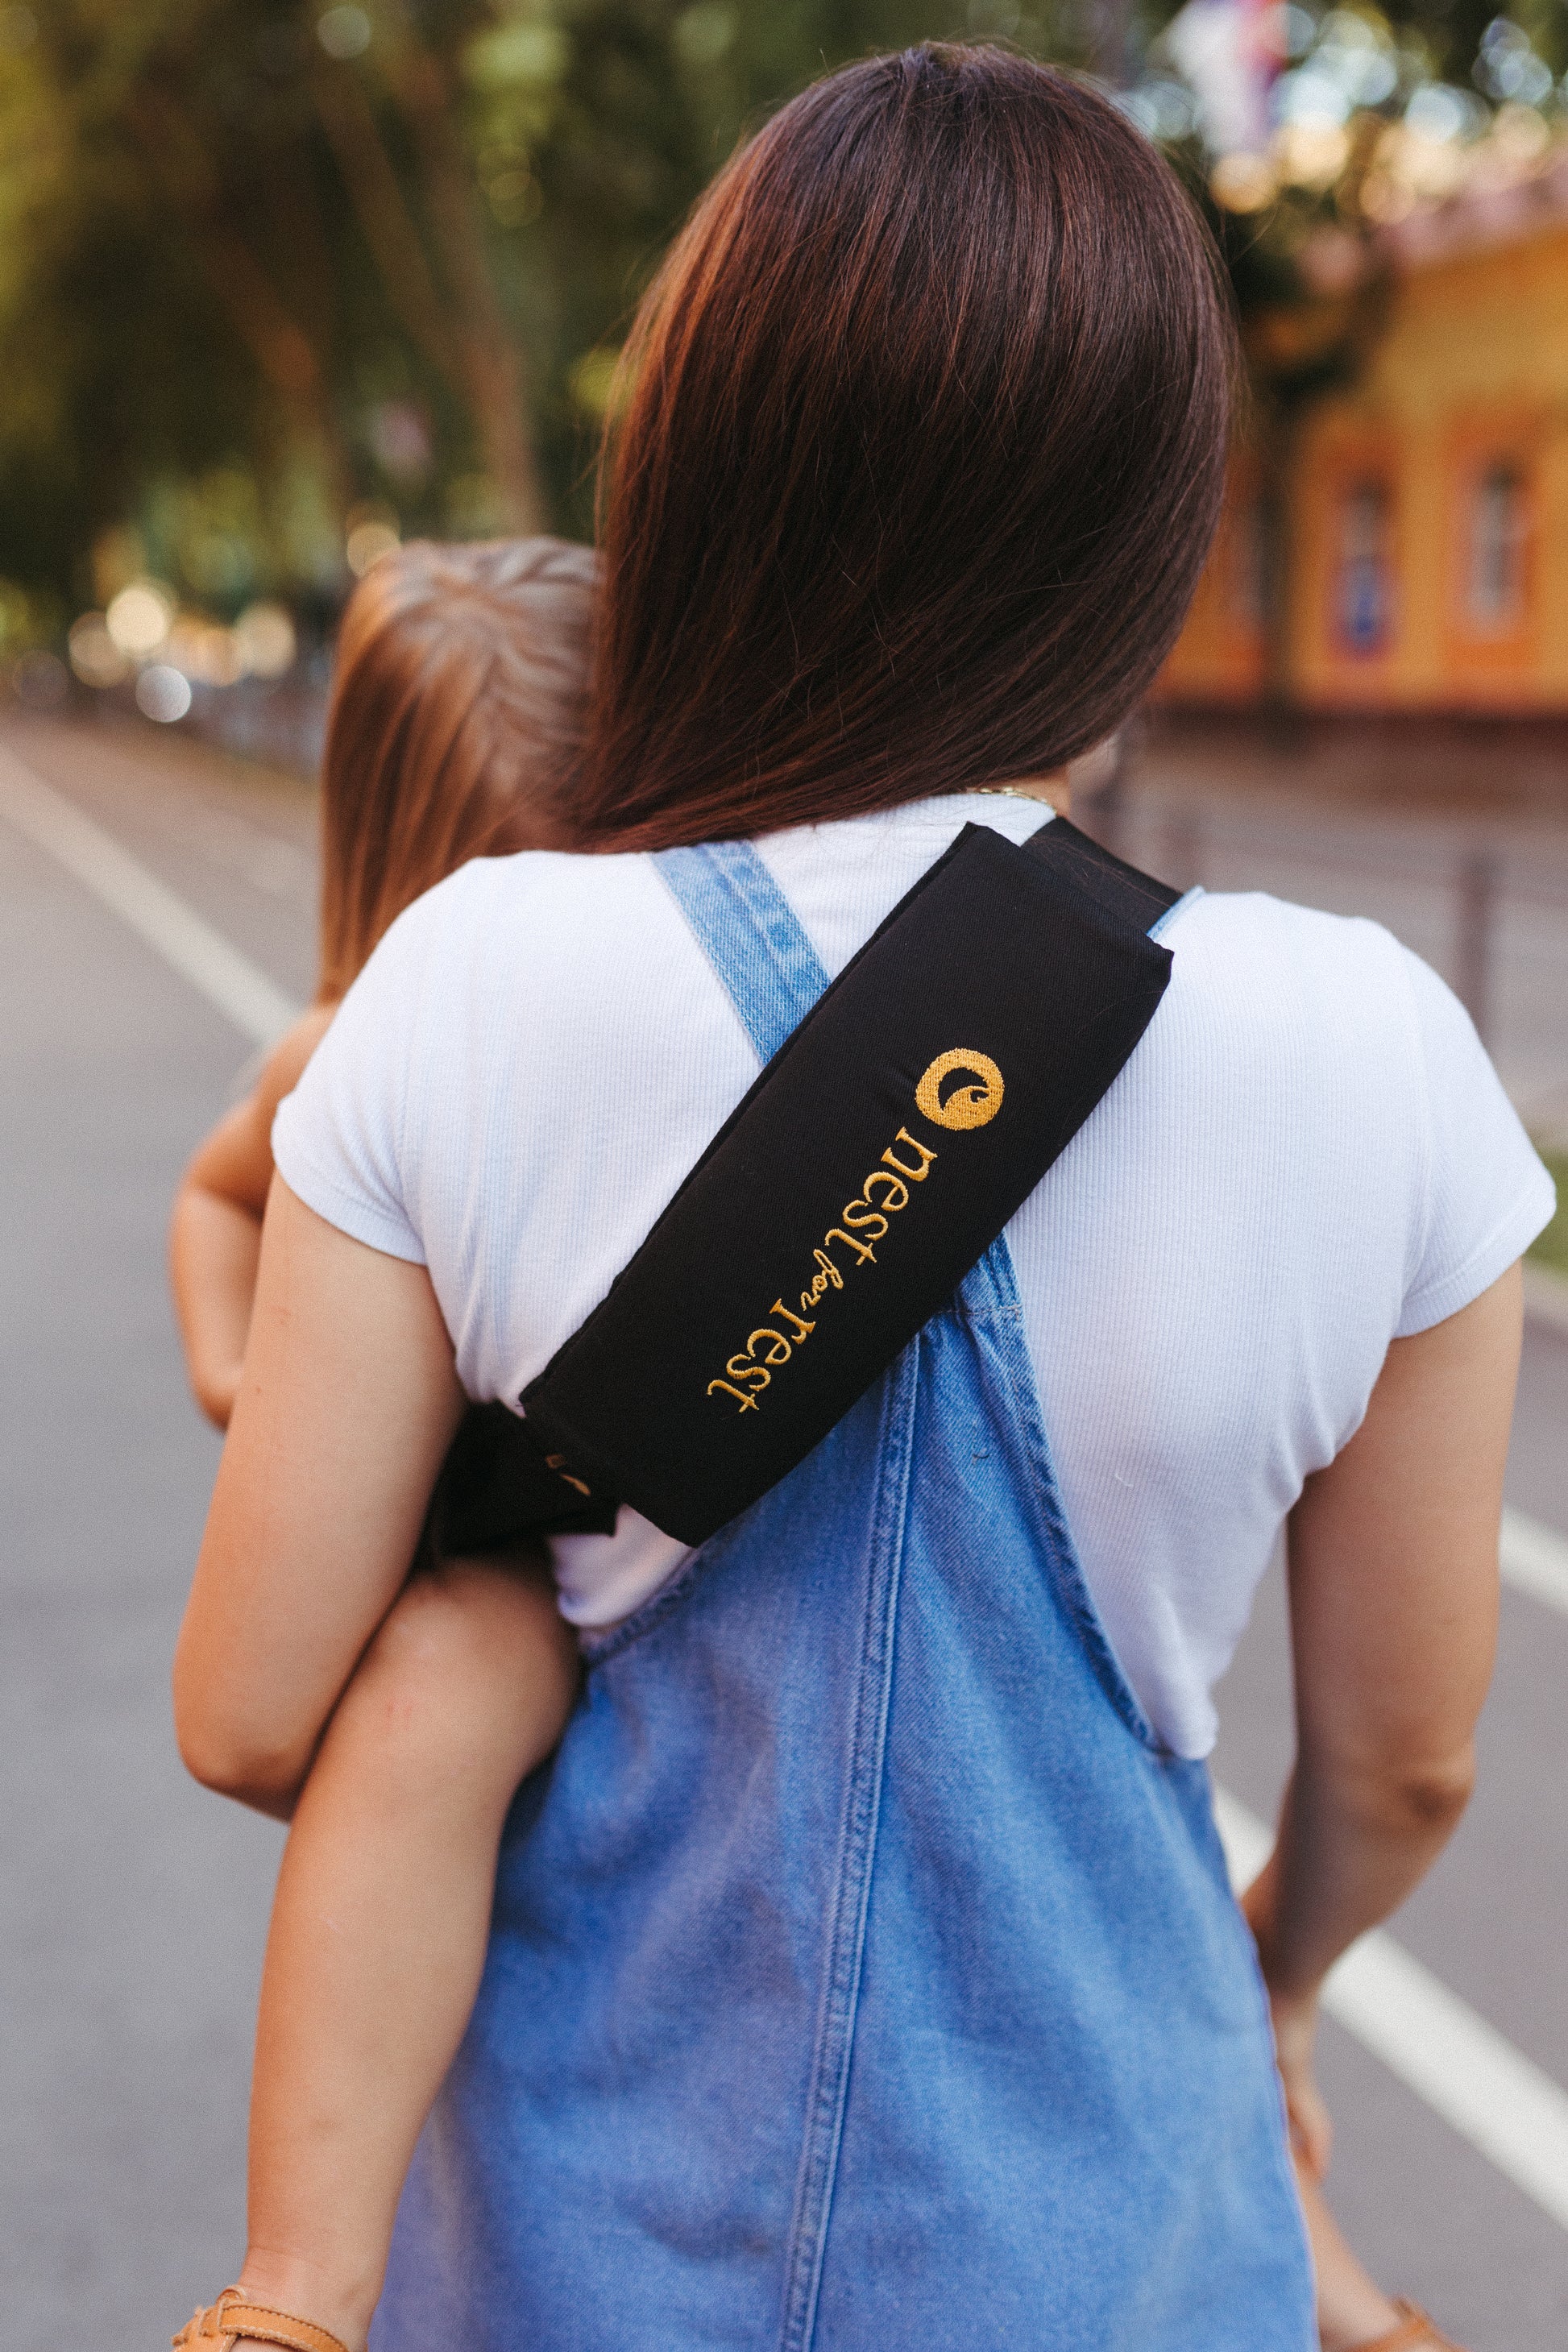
[
  {"xmin": 1355, "ymin": 2302, "xmax": 1466, "ymax": 2352},
  {"xmin": 172, "ymin": 2290, "xmax": 351, "ymax": 2352}
]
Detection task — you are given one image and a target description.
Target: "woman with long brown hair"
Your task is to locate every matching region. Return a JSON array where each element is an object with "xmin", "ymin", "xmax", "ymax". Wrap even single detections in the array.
[{"xmin": 172, "ymin": 46, "xmax": 1548, "ymax": 2352}]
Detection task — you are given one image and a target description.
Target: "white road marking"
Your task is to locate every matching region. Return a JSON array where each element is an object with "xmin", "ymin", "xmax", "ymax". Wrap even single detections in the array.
[
  {"xmin": 0, "ymin": 743, "xmax": 301, "ymax": 1047},
  {"xmin": 1501, "ymin": 1507, "xmax": 1568, "ymax": 1618},
  {"xmin": 1213, "ymin": 1786, "xmax": 1568, "ymax": 2233}
]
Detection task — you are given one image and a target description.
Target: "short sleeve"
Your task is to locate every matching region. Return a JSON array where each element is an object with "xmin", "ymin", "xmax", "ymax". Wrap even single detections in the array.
[
  {"xmin": 271, "ymin": 894, "xmax": 439, "ymax": 1266},
  {"xmin": 1395, "ymin": 946, "xmax": 1555, "ymax": 1337}
]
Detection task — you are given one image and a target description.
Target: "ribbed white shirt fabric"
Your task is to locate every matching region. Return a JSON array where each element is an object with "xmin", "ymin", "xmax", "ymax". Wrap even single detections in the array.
[{"xmin": 273, "ymin": 796, "xmax": 1553, "ymax": 1758}]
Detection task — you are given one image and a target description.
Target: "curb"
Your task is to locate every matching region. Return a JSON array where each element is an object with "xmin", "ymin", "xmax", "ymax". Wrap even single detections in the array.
[{"xmin": 1524, "ymin": 1260, "xmax": 1568, "ymax": 1342}]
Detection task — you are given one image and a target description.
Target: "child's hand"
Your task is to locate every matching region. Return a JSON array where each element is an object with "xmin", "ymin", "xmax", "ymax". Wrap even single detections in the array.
[
  {"xmin": 1240, "ymin": 1858, "xmax": 1334, "ymax": 2180},
  {"xmin": 1267, "ymin": 1982, "xmax": 1334, "ymax": 2181},
  {"xmin": 169, "ymin": 1005, "xmax": 336, "ymax": 1440}
]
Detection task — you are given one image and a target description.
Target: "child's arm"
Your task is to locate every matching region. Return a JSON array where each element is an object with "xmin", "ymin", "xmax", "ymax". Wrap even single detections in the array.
[
  {"xmin": 230, "ymin": 1549, "xmax": 577, "ymax": 2350},
  {"xmin": 169, "ymin": 1005, "xmax": 337, "ymax": 1429}
]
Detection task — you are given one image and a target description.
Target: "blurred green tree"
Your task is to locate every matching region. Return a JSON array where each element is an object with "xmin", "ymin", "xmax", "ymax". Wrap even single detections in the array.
[
  {"xmin": 0, "ymin": 0, "xmax": 1553, "ymax": 629},
  {"xmin": 0, "ymin": 0, "xmax": 1085, "ymax": 618}
]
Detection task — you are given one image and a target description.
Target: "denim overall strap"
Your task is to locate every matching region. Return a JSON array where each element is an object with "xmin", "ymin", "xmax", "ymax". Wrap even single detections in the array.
[
  {"xmin": 656, "ymin": 835, "xmax": 905, "ymax": 2347},
  {"xmin": 653, "ymin": 841, "xmax": 828, "ymax": 1060},
  {"xmin": 657, "ymin": 844, "xmax": 1198, "ymax": 1069}
]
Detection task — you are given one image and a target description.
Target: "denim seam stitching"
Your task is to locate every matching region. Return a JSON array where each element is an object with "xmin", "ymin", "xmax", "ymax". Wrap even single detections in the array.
[
  {"xmin": 1148, "ymin": 882, "xmax": 1205, "ymax": 942},
  {"xmin": 699, "ymin": 840, "xmax": 830, "ymax": 1039},
  {"xmin": 583, "ymin": 843, "xmax": 830, "ymax": 1668},
  {"xmin": 960, "ymin": 1238, "xmax": 1163, "ymax": 1753},
  {"xmin": 575, "ymin": 1533, "xmax": 728, "ymax": 1667},
  {"xmin": 651, "ymin": 847, "xmax": 774, "ymax": 1063},
  {"xmin": 651, "ymin": 843, "xmax": 826, "ymax": 1061},
  {"xmin": 776, "ymin": 1342, "xmax": 915, "ymax": 2352}
]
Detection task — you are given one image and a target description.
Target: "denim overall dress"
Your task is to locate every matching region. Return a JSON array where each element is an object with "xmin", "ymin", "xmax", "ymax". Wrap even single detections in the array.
[{"xmin": 375, "ymin": 839, "xmax": 1315, "ymax": 2352}]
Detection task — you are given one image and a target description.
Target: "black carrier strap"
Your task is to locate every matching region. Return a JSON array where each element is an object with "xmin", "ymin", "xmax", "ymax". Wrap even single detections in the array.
[{"xmin": 429, "ymin": 818, "xmax": 1180, "ymax": 1555}]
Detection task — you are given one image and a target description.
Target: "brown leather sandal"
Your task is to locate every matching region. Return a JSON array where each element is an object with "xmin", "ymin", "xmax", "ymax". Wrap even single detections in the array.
[
  {"xmin": 172, "ymin": 2289, "xmax": 350, "ymax": 2352},
  {"xmin": 1354, "ymin": 2301, "xmax": 1466, "ymax": 2352}
]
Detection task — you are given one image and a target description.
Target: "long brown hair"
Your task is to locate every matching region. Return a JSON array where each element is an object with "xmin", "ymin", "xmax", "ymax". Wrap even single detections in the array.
[
  {"xmin": 581, "ymin": 44, "xmax": 1235, "ymax": 852},
  {"xmin": 317, "ymin": 536, "xmax": 596, "ymax": 997}
]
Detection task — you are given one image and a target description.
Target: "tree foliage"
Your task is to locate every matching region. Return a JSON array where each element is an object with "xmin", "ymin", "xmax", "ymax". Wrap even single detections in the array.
[
  {"xmin": 0, "ymin": 0, "xmax": 1558, "ymax": 633},
  {"xmin": 0, "ymin": 0, "xmax": 1082, "ymax": 622}
]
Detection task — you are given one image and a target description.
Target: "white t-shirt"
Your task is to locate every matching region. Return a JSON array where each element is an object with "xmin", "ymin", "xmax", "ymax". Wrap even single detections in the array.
[{"xmin": 273, "ymin": 796, "xmax": 1553, "ymax": 1759}]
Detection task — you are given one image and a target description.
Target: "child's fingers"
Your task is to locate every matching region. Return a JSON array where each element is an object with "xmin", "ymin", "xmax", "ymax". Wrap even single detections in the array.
[{"xmin": 1284, "ymin": 2066, "xmax": 1334, "ymax": 2181}]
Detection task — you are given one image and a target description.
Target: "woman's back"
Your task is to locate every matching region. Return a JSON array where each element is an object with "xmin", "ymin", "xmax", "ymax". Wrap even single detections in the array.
[
  {"xmin": 274, "ymin": 793, "xmax": 1546, "ymax": 1758},
  {"xmin": 191, "ymin": 46, "xmax": 1549, "ymax": 2345}
]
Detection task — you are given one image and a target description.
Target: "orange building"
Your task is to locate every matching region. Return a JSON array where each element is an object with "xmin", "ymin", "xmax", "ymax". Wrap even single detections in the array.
[{"xmin": 1161, "ymin": 164, "xmax": 1568, "ymax": 717}]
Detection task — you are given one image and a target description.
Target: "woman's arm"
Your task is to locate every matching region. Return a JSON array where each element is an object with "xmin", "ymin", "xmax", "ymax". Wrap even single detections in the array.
[
  {"xmin": 1242, "ymin": 1261, "xmax": 1523, "ymax": 2172},
  {"xmin": 173, "ymin": 1177, "xmax": 466, "ymax": 1818},
  {"xmin": 168, "ymin": 1006, "xmax": 336, "ymax": 1429}
]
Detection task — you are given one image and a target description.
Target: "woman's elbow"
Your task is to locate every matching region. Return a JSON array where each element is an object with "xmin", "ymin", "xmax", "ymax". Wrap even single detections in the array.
[
  {"xmin": 1388, "ymin": 1752, "xmax": 1476, "ymax": 1836},
  {"xmin": 1325, "ymin": 1744, "xmax": 1477, "ymax": 1842}
]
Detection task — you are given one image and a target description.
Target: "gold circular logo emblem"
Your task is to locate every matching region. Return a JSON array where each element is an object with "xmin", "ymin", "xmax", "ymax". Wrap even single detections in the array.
[{"xmin": 915, "ymin": 1048, "xmax": 1005, "ymax": 1131}]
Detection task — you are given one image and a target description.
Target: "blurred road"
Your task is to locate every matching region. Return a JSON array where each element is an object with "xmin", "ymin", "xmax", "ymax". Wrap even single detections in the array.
[
  {"xmin": 1118, "ymin": 765, "xmax": 1568, "ymax": 1147},
  {"xmin": 0, "ymin": 715, "xmax": 308, "ymax": 2352},
  {"xmin": 2, "ymin": 710, "xmax": 1565, "ymax": 2351}
]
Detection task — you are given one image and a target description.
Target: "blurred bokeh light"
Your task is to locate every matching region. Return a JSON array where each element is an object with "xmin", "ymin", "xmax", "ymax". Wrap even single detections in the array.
[
  {"xmin": 134, "ymin": 663, "xmax": 194, "ymax": 724},
  {"xmin": 105, "ymin": 583, "xmax": 174, "ymax": 661},
  {"xmin": 0, "ymin": 0, "xmax": 1566, "ymax": 770}
]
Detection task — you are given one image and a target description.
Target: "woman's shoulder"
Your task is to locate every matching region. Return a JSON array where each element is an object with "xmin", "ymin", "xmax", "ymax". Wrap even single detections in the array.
[
  {"xmin": 385, "ymin": 844, "xmax": 671, "ymax": 974},
  {"xmin": 1150, "ymin": 888, "xmax": 1550, "ymax": 1325},
  {"xmin": 429, "ymin": 843, "xmax": 658, "ymax": 910},
  {"xmin": 1158, "ymin": 886, "xmax": 1427, "ymax": 1059},
  {"xmin": 1168, "ymin": 883, "xmax": 1411, "ymax": 976}
]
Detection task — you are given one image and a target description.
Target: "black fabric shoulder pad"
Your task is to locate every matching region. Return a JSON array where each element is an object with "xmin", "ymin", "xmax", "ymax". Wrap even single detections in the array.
[{"xmin": 429, "ymin": 817, "xmax": 1179, "ymax": 1555}]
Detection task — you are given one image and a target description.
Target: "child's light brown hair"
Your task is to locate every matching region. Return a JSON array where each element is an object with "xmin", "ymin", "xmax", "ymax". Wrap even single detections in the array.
[{"xmin": 317, "ymin": 536, "xmax": 597, "ymax": 998}]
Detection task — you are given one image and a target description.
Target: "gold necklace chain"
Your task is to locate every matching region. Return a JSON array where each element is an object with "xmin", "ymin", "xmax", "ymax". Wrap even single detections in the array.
[{"xmin": 969, "ymin": 784, "xmax": 1059, "ymax": 805}]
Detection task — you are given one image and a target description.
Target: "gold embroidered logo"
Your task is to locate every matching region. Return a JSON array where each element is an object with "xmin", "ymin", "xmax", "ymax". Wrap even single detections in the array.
[
  {"xmin": 545, "ymin": 1450, "xmax": 592, "ymax": 1498},
  {"xmin": 915, "ymin": 1048, "xmax": 1005, "ymax": 1131},
  {"xmin": 706, "ymin": 1050, "xmax": 1003, "ymax": 1416}
]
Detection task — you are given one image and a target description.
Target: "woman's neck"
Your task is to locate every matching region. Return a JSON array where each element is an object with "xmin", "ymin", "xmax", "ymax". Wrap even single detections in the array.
[{"xmin": 969, "ymin": 772, "xmax": 1071, "ymax": 816}]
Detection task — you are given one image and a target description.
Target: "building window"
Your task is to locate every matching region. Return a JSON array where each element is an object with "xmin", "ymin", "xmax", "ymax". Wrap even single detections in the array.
[
  {"xmin": 1467, "ymin": 463, "xmax": 1527, "ymax": 632},
  {"xmin": 1338, "ymin": 482, "xmax": 1392, "ymax": 655}
]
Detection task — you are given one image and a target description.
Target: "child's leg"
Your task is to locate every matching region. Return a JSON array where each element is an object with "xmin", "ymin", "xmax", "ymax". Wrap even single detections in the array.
[
  {"xmin": 229, "ymin": 1550, "xmax": 577, "ymax": 2352},
  {"xmin": 1296, "ymin": 2156, "xmax": 1405, "ymax": 2350}
]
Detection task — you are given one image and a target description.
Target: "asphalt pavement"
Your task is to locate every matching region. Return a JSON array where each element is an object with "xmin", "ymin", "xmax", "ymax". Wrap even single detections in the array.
[{"xmin": 1, "ymin": 708, "xmax": 1564, "ymax": 2351}]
